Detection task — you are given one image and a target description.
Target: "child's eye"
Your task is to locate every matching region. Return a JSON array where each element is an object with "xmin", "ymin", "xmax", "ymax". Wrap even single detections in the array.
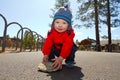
[
  {"xmin": 63, "ymin": 22, "xmax": 67, "ymax": 24},
  {"xmin": 55, "ymin": 21, "xmax": 59, "ymax": 23}
]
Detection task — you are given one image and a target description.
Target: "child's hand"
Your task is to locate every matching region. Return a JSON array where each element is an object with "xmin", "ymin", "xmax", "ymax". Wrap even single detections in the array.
[
  {"xmin": 52, "ymin": 56, "xmax": 64, "ymax": 70},
  {"xmin": 42, "ymin": 55, "xmax": 48, "ymax": 62}
]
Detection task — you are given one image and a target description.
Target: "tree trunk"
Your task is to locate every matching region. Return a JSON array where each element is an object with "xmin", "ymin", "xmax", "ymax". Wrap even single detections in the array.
[
  {"xmin": 107, "ymin": 0, "xmax": 112, "ymax": 52},
  {"xmin": 94, "ymin": 0, "xmax": 101, "ymax": 51}
]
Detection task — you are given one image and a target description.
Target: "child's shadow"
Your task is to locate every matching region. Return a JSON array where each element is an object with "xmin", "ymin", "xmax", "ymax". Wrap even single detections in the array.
[{"xmin": 46, "ymin": 65, "xmax": 84, "ymax": 80}]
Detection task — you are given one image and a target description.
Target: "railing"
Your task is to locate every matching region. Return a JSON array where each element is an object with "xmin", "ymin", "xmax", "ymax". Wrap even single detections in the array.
[{"xmin": 0, "ymin": 13, "xmax": 44, "ymax": 52}]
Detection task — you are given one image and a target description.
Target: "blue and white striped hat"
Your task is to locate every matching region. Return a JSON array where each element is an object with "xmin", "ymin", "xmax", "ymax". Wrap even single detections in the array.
[{"xmin": 53, "ymin": 5, "xmax": 72, "ymax": 25}]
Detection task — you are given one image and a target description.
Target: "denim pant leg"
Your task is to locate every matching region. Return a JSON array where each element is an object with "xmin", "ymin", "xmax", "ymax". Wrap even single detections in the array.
[
  {"xmin": 48, "ymin": 46, "xmax": 60, "ymax": 62},
  {"xmin": 65, "ymin": 44, "xmax": 78, "ymax": 63}
]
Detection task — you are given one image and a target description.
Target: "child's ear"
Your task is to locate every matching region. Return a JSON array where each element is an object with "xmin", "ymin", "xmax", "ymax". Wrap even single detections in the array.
[
  {"xmin": 67, "ymin": 24, "xmax": 72, "ymax": 30},
  {"xmin": 51, "ymin": 20, "xmax": 55, "ymax": 29}
]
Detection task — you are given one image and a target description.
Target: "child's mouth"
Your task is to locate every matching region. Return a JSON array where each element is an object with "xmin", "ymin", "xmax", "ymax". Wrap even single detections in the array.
[{"xmin": 57, "ymin": 28, "xmax": 62, "ymax": 31}]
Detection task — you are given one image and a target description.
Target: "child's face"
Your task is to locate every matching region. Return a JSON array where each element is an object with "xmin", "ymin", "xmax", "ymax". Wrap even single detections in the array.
[{"xmin": 54, "ymin": 19, "xmax": 69, "ymax": 33}]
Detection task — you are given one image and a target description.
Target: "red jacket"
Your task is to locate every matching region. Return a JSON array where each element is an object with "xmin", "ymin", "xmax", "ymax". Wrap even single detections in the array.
[{"xmin": 42, "ymin": 28, "xmax": 75, "ymax": 59}]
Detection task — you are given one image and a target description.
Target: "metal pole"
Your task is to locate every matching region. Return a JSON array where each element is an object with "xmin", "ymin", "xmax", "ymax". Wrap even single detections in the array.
[{"xmin": 0, "ymin": 14, "xmax": 7, "ymax": 52}]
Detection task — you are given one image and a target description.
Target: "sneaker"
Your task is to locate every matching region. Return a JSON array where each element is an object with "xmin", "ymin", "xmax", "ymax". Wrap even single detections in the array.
[
  {"xmin": 38, "ymin": 62, "xmax": 59, "ymax": 72},
  {"xmin": 65, "ymin": 61, "xmax": 76, "ymax": 68}
]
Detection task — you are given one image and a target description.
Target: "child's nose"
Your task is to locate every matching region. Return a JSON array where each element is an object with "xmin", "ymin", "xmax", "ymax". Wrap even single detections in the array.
[{"xmin": 58, "ymin": 24, "xmax": 62, "ymax": 27}]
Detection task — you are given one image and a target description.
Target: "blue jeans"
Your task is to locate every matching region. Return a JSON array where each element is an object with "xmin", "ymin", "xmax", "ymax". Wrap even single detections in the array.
[{"xmin": 48, "ymin": 44, "xmax": 78, "ymax": 63}]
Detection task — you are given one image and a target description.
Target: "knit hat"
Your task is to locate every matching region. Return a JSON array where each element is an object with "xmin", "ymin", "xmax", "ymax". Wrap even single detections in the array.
[{"xmin": 53, "ymin": 5, "xmax": 72, "ymax": 25}]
